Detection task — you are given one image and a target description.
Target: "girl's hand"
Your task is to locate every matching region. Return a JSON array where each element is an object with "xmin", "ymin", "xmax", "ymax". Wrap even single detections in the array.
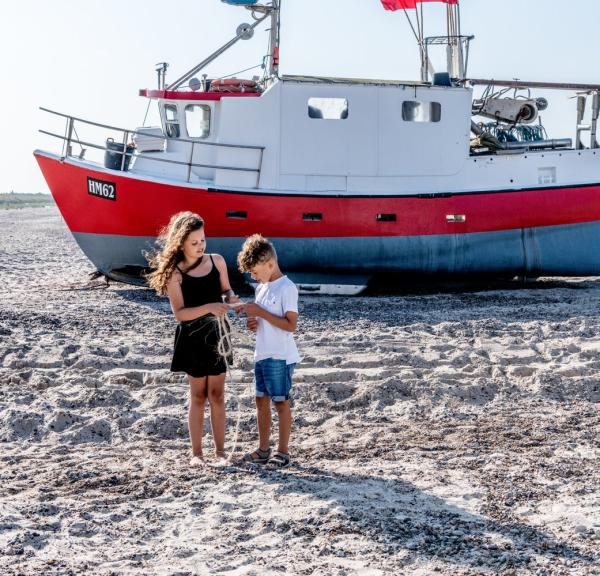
[
  {"xmin": 207, "ymin": 302, "xmax": 229, "ymax": 317},
  {"xmin": 243, "ymin": 303, "xmax": 262, "ymax": 317},
  {"xmin": 224, "ymin": 293, "xmax": 240, "ymax": 304},
  {"xmin": 247, "ymin": 317, "xmax": 258, "ymax": 332}
]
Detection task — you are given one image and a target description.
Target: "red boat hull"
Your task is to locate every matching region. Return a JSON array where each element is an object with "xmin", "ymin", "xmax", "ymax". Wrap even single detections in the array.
[{"xmin": 35, "ymin": 151, "xmax": 600, "ymax": 281}]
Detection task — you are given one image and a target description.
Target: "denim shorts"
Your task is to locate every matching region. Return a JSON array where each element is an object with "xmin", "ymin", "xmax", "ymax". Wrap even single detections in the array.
[{"xmin": 255, "ymin": 358, "xmax": 296, "ymax": 402}]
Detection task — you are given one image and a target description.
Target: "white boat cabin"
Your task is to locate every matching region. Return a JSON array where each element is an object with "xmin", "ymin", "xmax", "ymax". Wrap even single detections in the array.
[{"xmin": 133, "ymin": 76, "xmax": 473, "ymax": 193}]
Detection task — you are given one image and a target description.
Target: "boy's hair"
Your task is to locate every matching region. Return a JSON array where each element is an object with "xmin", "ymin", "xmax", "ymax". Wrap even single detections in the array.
[{"xmin": 237, "ymin": 234, "xmax": 277, "ymax": 272}]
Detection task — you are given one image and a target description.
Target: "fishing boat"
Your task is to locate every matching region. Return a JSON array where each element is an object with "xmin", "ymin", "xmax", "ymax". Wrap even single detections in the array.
[{"xmin": 34, "ymin": 0, "xmax": 600, "ymax": 292}]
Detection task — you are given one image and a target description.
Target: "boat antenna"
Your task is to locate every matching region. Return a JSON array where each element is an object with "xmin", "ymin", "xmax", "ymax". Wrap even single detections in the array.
[{"xmin": 155, "ymin": 62, "xmax": 169, "ymax": 90}]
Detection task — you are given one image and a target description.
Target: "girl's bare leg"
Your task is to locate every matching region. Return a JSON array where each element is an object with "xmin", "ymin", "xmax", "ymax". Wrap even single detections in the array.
[
  {"xmin": 256, "ymin": 396, "xmax": 272, "ymax": 452},
  {"xmin": 188, "ymin": 376, "xmax": 208, "ymax": 458},
  {"xmin": 207, "ymin": 373, "xmax": 226, "ymax": 456}
]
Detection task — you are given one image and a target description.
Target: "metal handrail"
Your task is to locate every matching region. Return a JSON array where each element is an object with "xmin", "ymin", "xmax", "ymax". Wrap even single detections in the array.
[
  {"xmin": 39, "ymin": 107, "xmax": 265, "ymax": 184},
  {"xmin": 39, "ymin": 130, "xmax": 261, "ymax": 173},
  {"xmin": 39, "ymin": 107, "xmax": 265, "ymax": 150}
]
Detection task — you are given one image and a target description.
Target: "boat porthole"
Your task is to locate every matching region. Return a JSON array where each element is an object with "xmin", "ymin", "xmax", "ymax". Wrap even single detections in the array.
[{"xmin": 226, "ymin": 210, "xmax": 248, "ymax": 219}]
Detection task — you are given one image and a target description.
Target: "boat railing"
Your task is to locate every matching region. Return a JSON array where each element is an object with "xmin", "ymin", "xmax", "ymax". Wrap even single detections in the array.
[{"xmin": 38, "ymin": 107, "xmax": 265, "ymax": 187}]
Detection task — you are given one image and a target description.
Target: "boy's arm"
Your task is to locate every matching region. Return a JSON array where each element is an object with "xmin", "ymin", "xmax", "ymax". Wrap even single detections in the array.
[{"xmin": 244, "ymin": 303, "xmax": 297, "ymax": 333}]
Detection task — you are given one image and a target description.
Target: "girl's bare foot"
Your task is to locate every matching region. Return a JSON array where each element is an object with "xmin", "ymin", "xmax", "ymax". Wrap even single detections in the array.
[
  {"xmin": 190, "ymin": 455, "xmax": 206, "ymax": 468},
  {"xmin": 215, "ymin": 450, "xmax": 228, "ymax": 463}
]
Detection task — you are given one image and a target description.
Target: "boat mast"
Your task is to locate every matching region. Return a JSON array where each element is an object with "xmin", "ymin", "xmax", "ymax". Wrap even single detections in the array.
[
  {"xmin": 446, "ymin": 1, "xmax": 463, "ymax": 79},
  {"xmin": 242, "ymin": 1, "xmax": 280, "ymax": 79},
  {"xmin": 270, "ymin": 0, "xmax": 281, "ymax": 78},
  {"xmin": 421, "ymin": 1, "xmax": 472, "ymax": 83},
  {"xmin": 166, "ymin": 1, "xmax": 279, "ymax": 91}
]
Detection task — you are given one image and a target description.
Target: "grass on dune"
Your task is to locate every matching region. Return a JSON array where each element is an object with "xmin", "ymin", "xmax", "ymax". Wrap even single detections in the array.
[{"xmin": 0, "ymin": 193, "xmax": 55, "ymax": 210}]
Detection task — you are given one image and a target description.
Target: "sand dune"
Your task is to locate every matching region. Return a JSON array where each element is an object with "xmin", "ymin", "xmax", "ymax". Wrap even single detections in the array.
[{"xmin": 1, "ymin": 207, "xmax": 599, "ymax": 575}]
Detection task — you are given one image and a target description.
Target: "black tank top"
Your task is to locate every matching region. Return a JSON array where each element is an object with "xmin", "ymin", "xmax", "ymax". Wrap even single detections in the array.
[{"xmin": 178, "ymin": 255, "xmax": 222, "ymax": 308}]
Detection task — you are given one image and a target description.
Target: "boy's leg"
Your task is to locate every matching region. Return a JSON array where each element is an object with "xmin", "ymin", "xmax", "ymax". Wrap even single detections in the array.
[
  {"xmin": 274, "ymin": 400, "xmax": 291, "ymax": 455},
  {"xmin": 255, "ymin": 360, "xmax": 272, "ymax": 452},
  {"xmin": 256, "ymin": 396, "xmax": 272, "ymax": 451},
  {"xmin": 188, "ymin": 375, "xmax": 208, "ymax": 457},
  {"xmin": 207, "ymin": 373, "xmax": 226, "ymax": 456},
  {"xmin": 265, "ymin": 360, "xmax": 294, "ymax": 458}
]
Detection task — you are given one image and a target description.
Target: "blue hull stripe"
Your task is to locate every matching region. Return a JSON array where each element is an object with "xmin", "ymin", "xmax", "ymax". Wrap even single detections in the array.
[{"xmin": 73, "ymin": 220, "xmax": 600, "ymax": 280}]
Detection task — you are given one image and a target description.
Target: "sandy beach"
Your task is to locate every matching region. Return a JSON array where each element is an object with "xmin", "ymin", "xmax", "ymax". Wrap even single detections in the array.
[{"xmin": 1, "ymin": 207, "xmax": 599, "ymax": 575}]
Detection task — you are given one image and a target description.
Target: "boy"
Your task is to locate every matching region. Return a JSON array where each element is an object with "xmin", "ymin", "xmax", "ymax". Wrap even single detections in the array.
[{"xmin": 237, "ymin": 234, "xmax": 300, "ymax": 469}]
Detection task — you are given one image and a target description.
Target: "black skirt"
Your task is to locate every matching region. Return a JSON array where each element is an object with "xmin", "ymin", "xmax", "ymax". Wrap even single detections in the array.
[{"xmin": 170, "ymin": 315, "xmax": 233, "ymax": 378}]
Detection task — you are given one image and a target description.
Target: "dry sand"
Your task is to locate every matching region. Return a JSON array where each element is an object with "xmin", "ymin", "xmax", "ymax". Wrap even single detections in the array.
[{"xmin": 1, "ymin": 207, "xmax": 599, "ymax": 575}]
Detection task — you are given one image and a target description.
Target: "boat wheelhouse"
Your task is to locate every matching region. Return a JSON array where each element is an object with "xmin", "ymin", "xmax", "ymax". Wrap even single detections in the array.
[{"xmin": 35, "ymin": 0, "xmax": 600, "ymax": 291}]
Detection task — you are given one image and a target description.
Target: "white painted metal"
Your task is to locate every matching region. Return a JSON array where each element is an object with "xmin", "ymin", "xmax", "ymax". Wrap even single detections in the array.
[
  {"xmin": 127, "ymin": 77, "xmax": 599, "ymax": 196},
  {"xmin": 132, "ymin": 127, "xmax": 165, "ymax": 152}
]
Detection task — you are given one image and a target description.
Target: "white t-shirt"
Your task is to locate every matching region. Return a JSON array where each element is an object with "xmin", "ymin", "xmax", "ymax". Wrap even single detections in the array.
[{"xmin": 254, "ymin": 275, "xmax": 300, "ymax": 364}]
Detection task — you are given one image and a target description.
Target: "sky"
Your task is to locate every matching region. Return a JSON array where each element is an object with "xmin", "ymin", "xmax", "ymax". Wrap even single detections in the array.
[{"xmin": 2, "ymin": 0, "xmax": 600, "ymax": 194}]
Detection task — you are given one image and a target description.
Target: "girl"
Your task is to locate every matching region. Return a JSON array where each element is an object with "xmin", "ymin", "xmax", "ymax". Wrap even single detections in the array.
[{"xmin": 147, "ymin": 212, "xmax": 239, "ymax": 466}]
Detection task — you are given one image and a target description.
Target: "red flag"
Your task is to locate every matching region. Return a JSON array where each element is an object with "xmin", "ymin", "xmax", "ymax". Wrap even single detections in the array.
[{"xmin": 381, "ymin": 0, "xmax": 458, "ymax": 10}]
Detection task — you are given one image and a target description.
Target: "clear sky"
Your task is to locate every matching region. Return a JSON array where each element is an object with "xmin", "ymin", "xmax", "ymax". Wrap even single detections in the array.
[{"xmin": 2, "ymin": 0, "xmax": 600, "ymax": 193}]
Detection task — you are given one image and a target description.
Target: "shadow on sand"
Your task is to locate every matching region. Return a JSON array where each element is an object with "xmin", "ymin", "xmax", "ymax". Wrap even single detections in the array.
[{"xmin": 249, "ymin": 463, "xmax": 595, "ymax": 572}]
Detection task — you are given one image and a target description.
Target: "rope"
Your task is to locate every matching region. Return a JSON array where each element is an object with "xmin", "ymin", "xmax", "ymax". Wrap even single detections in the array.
[
  {"xmin": 141, "ymin": 98, "xmax": 152, "ymax": 127},
  {"xmin": 190, "ymin": 310, "xmax": 254, "ymax": 462},
  {"xmin": 216, "ymin": 63, "xmax": 263, "ymax": 81},
  {"xmin": 218, "ymin": 311, "xmax": 257, "ymax": 461}
]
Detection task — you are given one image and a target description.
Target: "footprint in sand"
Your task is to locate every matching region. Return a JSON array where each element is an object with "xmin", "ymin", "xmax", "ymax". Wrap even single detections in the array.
[
  {"xmin": 508, "ymin": 365, "xmax": 536, "ymax": 378},
  {"xmin": 60, "ymin": 418, "xmax": 112, "ymax": 444},
  {"xmin": 0, "ymin": 410, "xmax": 45, "ymax": 441},
  {"xmin": 87, "ymin": 387, "xmax": 137, "ymax": 408},
  {"xmin": 324, "ymin": 381, "xmax": 357, "ymax": 402},
  {"xmin": 47, "ymin": 410, "xmax": 83, "ymax": 433},
  {"xmin": 106, "ymin": 370, "xmax": 147, "ymax": 389},
  {"xmin": 131, "ymin": 415, "xmax": 186, "ymax": 440},
  {"xmin": 60, "ymin": 343, "xmax": 80, "ymax": 357}
]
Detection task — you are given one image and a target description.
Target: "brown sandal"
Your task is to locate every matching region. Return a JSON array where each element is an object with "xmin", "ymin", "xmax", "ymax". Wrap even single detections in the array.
[
  {"xmin": 238, "ymin": 447, "xmax": 271, "ymax": 465},
  {"xmin": 265, "ymin": 452, "xmax": 290, "ymax": 470}
]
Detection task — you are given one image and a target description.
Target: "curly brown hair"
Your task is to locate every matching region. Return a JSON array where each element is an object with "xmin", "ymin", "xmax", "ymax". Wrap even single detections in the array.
[
  {"xmin": 146, "ymin": 212, "xmax": 204, "ymax": 295},
  {"xmin": 237, "ymin": 234, "xmax": 277, "ymax": 272}
]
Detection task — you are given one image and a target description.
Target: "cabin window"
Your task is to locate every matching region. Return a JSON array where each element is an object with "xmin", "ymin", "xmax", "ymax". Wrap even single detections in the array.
[
  {"xmin": 164, "ymin": 104, "xmax": 181, "ymax": 138},
  {"xmin": 402, "ymin": 101, "xmax": 441, "ymax": 123},
  {"xmin": 308, "ymin": 98, "xmax": 349, "ymax": 120},
  {"xmin": 185, "ymin": 104, "xmax": 211, "ymax": 139}
]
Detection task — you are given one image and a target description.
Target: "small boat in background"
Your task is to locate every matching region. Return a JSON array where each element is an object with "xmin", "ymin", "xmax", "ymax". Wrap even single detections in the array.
[{"xmin": 35, "ymin": 0, "xmax": 600, "ymax": 292}]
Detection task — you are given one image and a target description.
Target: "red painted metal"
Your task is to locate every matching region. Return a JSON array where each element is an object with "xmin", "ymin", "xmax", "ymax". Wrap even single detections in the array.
[
  {"xmin": 381, "ymin": 0, "xmax": 457, "ymax": 10},
  {"xmin": 139, "ymin": 89, "xmax": 261, "ymax": 101},
  {"xmin": 35, "ymin": 152, "xmax": 600, "ymax": 239}
]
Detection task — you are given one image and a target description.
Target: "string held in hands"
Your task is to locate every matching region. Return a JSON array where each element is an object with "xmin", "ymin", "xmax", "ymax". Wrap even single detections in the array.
[{"xmin": 212, "ymin": 301, "xmax": 255, "ymax": 463}]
